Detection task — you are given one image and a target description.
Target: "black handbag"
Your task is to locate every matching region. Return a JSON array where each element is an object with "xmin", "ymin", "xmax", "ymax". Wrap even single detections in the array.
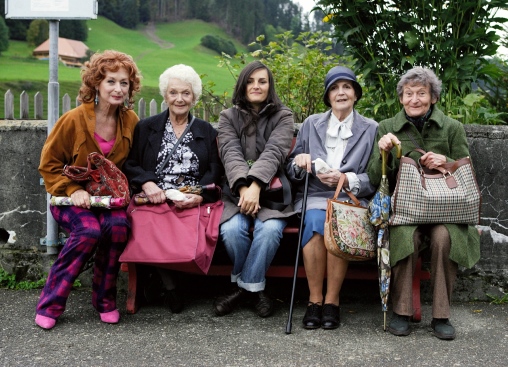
[{"xmin": 259, "ymin": 167, "xmax": 292, "ymax": 210}]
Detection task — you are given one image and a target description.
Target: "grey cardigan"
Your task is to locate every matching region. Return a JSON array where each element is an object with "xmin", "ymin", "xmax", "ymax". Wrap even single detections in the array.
[
  {"xmin": 218, "ymin": 104, "xmax": 295, "ymax": 223},
  {"xmin": 286, "ymin": 109, "xmax": 378, "ymax": 212}
]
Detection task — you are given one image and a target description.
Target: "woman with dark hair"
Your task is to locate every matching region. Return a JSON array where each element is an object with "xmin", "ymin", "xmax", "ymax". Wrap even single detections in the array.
[
  {"xmin": 213, "ymin": 61, "xmax": 295, "ymax": 317},
  {"xmin": 36, "ymin": 50, "xmax": 141, "ymax": 329}
]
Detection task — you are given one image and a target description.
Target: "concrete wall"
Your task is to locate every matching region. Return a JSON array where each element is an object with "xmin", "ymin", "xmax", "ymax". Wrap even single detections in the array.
[{"xmin": 0, "ymin": 120, "xmax": 507, "ymax": 301}]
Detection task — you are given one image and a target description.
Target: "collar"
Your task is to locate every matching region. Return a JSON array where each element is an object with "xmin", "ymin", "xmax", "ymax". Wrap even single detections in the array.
[
  {"xmin": 392, "ymin": 105, "xmax": 446, "ymax": 133},
  {"xmin": 327, "ymin": 110, "xmax": 354, "ymax": 139}
]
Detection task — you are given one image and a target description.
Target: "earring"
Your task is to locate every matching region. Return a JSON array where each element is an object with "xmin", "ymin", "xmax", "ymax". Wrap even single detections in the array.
[
  {"xmin": 124, "ymin": 98, "xmax": 129, "ymax": 108},
  {"xmin": 94, "ymin": 90, "xmax": 99, "ymax": 105}
]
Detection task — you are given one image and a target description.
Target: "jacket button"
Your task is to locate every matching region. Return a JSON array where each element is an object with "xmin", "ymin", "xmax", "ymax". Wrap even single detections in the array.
[{"xmin": 342, "ymin": 159, "xmax": 347, "ymax": 164}]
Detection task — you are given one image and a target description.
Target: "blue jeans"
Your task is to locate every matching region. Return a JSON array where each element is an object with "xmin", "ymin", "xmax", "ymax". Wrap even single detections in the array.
[{"xmin": 220, "ymin": 213, "xmax": 286, "ymax": 292}]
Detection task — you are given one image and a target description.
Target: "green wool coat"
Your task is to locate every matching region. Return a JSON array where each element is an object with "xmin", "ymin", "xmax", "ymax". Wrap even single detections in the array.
[{"xmin": 366, "ymin": 106, "xmax": 480, "ymax": 269}]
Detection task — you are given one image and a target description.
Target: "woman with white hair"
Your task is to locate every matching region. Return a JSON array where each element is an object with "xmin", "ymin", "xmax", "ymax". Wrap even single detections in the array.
[{"xmin": 123, "ymin": 64, "xmax": 223, "ymax": 313}]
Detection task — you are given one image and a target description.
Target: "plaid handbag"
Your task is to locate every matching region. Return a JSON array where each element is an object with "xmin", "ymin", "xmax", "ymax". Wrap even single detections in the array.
[
  {"xmin": 324, "ymin": 175, "xmax": 376, "ymax": 261},
  {"xmin": 390, "ymin": 149, "xmax": 481, "ymax": 226}
]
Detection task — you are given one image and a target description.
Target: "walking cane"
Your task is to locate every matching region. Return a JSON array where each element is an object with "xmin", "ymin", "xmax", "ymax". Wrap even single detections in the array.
[{"xmin": 285, "ymin": 171, "xmax": 310, "ymax": 334}]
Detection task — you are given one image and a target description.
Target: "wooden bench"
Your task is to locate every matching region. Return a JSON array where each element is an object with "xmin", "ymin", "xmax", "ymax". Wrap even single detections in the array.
[
  {"xmin": 120, "ymin": 136, "xmax": 431, "ymax": 321},
  {"xmin": 120, "ymin": 224, "xmax": 430, "ymax": 321}
]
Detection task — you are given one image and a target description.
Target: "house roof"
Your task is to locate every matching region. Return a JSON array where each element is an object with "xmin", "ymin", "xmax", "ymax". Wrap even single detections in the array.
[{"xmin": 33, "ymin": 37, "xmax": 89, "ymax": 59}]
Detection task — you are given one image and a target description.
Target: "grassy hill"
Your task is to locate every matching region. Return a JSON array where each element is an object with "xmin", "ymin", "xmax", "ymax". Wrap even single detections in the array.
[{"xmin": 0, "ymin": 17, "xmax": 247, "ymax": 119}]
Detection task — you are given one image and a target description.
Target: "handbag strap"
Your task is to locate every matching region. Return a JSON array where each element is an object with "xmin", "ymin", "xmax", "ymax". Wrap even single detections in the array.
[
  {"xmin": 332, "ymin": 174, "xmax": 361, "ymax": 206},
  {"xmin": 155, "ymin": 116, "xmax": 195, "ymax": 176},
  {"xmin": 405, "ymin": 131, "xmax": 424, "ymax": 151}
]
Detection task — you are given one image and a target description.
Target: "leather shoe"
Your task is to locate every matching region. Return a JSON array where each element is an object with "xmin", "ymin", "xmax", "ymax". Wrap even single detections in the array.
[
  {"xmin": 321, "ymin": 304, "xmax": 340, "ymax": 330},
  {"xmin": 302, "ymin": 302, "xmax": 322, "ymax": 329},
  {"xmin": 213, "ymin": 286, "xmax": 246, "ymax": 316},
  {"xmin": 163, "ymin": 289, "xmax": 184, "ymax": 314},
  {"xmin": 255, "ymin": 291, "xmax": 273, "ymax": 317},
  {"xmin": 431, "ymin": 318, "xmax": 456, "ymax": 340},
  {"xmin": 388, "ymin": 312, "xmax": 411, "ymax": 336}
]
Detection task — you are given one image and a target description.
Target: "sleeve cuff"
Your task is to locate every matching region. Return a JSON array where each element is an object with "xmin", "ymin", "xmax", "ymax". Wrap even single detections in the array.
[
  {"xmin": 232, "ymin": 178, "xmax": 249, "ymax": 195},
  {"xmin": 344, "ymin": 172, "xmax": 360, "ymax": 195}
]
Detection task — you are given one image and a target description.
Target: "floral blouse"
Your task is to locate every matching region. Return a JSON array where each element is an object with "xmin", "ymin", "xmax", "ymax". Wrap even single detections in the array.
[{"xmin": 155, "ymin": 120, "xmax": 200, "ymax": 190}]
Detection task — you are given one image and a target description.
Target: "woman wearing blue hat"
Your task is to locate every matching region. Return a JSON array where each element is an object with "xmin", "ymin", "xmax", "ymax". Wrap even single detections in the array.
[{"xmin": 286, "ymin": 65, "xmax": 378, "ymax": 329}]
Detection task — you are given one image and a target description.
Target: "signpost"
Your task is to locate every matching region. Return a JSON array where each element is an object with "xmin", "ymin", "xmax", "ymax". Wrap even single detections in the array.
[{"xmin": 5, "ymin": 0, "xmax": 98, "ymax": 254}]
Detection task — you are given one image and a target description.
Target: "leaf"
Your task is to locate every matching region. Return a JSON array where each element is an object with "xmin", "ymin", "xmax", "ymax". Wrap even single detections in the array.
[
  {"xmin": 462, "ymin": 93, "xmax": 483, "ymax": 107},
  {"xmin": 402, "ymin": 31, "xmax": 418, "ymax": 49}
]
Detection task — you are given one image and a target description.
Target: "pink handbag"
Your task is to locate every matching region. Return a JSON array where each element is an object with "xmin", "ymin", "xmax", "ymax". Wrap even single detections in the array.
[{"xmin": 119, "ymin": 194, "xmax": 224, "ymax": 274}]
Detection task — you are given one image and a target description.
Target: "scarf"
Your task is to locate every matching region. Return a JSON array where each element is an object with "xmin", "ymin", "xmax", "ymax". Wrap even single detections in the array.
[{"xmin": 405, "ymin": 105, "xmax": 434, "ymax": 132}]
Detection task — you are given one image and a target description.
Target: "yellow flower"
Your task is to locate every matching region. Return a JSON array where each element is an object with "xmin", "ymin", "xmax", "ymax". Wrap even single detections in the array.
[{"xmin": 323, "ymin": 14, "xmax": 335, "ymax": 23}]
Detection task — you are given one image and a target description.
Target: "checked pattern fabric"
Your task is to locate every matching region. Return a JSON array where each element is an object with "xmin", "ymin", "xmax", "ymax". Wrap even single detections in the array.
[{"xmin": 390, "ymin": 156, "xmax": 481, "ymax": 226}]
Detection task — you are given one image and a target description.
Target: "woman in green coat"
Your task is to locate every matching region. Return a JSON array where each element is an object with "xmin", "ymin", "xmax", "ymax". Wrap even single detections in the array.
[{"xmin": 367, "ymin": 67, "xmax": 480, "ymax": 340}]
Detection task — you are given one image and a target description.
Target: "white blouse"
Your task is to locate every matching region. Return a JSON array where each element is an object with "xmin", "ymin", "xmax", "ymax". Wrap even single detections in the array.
[{"xmin": 325, "ymin": 111, "xmax": 360, "ymax": 195}]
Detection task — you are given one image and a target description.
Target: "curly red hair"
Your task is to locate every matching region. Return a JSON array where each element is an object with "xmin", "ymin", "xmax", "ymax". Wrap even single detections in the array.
[{"xmin": 79, "ymin": 50, "xmax": 142, "ymax": 110}]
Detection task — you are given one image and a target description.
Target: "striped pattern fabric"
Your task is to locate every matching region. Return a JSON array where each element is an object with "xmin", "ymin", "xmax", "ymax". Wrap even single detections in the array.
[{"xmin": 390, "ymin": 156, "xmax": 481, "ymax": 226}]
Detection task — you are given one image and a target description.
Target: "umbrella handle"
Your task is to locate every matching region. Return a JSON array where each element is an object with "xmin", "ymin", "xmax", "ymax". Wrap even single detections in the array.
[{"xmin": 381, "ymin": 142, "xmax": 402, "ymax": 176}]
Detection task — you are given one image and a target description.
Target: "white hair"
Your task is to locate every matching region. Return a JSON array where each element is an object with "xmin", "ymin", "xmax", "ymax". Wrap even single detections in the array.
[{"xmin": 159, "ymin": 64, "xmax": 202, "ymax": 105}]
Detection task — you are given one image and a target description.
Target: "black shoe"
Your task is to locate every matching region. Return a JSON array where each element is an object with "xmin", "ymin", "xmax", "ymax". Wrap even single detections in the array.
[
  {"xmin": 302, "ymin": 303, "xmax": 322, "ymax": 329},
  {"xmin": 213, "ymin": 287, "xmax": 246, "ymax": 316},
  {"xmin": 255, "ymin": 291, "xmax": 273, "ymax": 318},
  {"xmin": 321, "ymin": 304, "xmax": 340, "ymax": 330},
  {"xmin": 388, "ymin": 312, "xmax": 411, "ymax": 336},
  {"xmin": 143, "ymin": 273, "xmax": 163, "ymax": 304},
  {"xmin": 431, "ymin": 318, "xmax": 456, "ymax": 340},
  {"xmin": 163, "ymin": 289, "xmax": 183, "ymax": 314}
]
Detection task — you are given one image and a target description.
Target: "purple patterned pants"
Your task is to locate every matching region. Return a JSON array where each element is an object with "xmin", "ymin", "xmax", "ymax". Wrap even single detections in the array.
[{"xmin": 36, "ymin": 205, "xmax": 129, "ymax": 319}]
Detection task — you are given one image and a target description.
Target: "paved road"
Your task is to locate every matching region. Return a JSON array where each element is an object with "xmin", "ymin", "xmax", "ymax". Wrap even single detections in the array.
[{"xmin": 1, "ymin": 277, "xmax": 507, "ymax": 367}]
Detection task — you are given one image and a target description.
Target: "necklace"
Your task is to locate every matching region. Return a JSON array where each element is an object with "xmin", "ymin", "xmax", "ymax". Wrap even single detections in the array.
[{"xmin": 169, "ymin": 118, "xmax": 188, "ymax": 138}]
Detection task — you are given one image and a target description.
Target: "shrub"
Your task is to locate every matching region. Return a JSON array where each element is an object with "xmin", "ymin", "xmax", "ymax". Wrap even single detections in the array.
[{"xmin": 200, "ymin": 34, "xmax": 237, "ymax": 57}]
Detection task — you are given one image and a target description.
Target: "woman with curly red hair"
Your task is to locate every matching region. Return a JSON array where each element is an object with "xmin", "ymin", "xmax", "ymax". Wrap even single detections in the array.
[{"xmin": 35, "ymin": 50, "xmax": 141, "ymax": 329}]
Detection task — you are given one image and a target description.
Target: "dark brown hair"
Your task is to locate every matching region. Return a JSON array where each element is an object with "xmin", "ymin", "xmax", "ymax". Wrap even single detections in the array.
[{"xmin": 232, "ymin": 61, "xmax": 282, "ymax": 136}]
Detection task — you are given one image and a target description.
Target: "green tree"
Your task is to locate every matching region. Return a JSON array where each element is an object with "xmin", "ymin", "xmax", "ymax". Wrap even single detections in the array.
[
  {"xmin": 119, "ymin": 0, "xmax": 140, "ymax": 28},
  {"xmin": 99, "ymin": 0, "xmax": 121, "ymax": 25},
  {"xmin": 59, "ymin": 20, "xmax": 88, "ymax": 41},
  {"xmin": 187, "ymin": 0, "xmax": 211, "ymax": 21},
  {"xmin": 0, "ymin": 16, "xmax": 9, "ymax": 55},
  {"xmin": 317, "ymin": 0, "xmax": 508, "ymax": 123},
  {"xmin": 0, "ymin": 1, "xmax": 30, "ymax": 41},
  {"xmin": 26, "ymin": 19, "xmax": 49, "ymax": 47},
  {"xmin": 4, "ymin": 19, "xmax": 30, "ymax": 40},
  {"xmin": 139, "ymin": 0, "xmax": 151, "ymax": 23}
]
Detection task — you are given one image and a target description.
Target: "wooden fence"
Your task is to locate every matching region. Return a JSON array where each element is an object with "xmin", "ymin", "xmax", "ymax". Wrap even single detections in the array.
[{"xmin": 2, "ymin": 89, "xmax": 217, "ymax": 121}]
